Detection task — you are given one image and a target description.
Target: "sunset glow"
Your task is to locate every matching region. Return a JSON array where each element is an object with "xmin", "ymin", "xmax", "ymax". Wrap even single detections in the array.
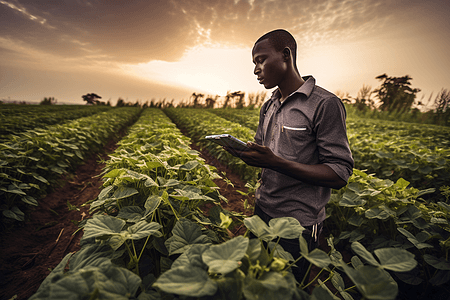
[{"xmin": 1, "ymin": 0, "xmax": 449, "ymax": 106}]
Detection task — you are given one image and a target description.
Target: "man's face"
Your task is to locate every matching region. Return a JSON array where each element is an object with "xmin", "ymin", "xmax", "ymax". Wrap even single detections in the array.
[{"xmin": 252, "ymin": 39, "xmax": 287, "ymax": 89}]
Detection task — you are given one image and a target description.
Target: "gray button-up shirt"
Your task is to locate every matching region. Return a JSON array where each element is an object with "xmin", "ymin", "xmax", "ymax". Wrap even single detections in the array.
[{"xmin": 254, "ymin": 76, "xmax": 354, "ymax": 226}]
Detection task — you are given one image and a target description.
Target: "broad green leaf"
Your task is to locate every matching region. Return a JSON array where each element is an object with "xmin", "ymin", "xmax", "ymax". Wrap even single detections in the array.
[
  {"xmin": 30, "ymin": 252, "xmax": 74, "ymax": 298},
  {"xmin": 348, "ymin": 214, "xmax": 365, "ymax": 227},
  {"xmin": 397, "ymin": 228, "xmax": 433, "ymax": 249},
  {"xmin": 145, "ymin": 160, "xmax": 165, "ymax": 170},
  {"xmin": 246, "ymin": 239, "xmax": 262, "ymax": 262},
  {"xmin": 302, "ymin": 248, "xmax": 332, "ymax": 269},
  {"xmin": 117, "ymin": 206, "xmax": 144, "ymax": 222},
  {"xmin": 268, "ymin": 217, "xmax": 304, "ymax": 239},
  {"xmin": 179, "ymin": 160, "xmax": 200, "ymax": 171},
  {"xmin": 351, "ymin": 242, "xmax": 380, "ymax": 267},
  {"xmin": 165, "ymin": 218, "xmax": 211, "ymax": 255},
  {"xmin": 244, "ymin": 215, "xmax": 273, "ymax": 241},
  {"xmin": 113, "ymin": 186, "xmax": 139, "ymax": 199},
  {"xmin": 340, "ymin": 190, "xmax": 366, "ymax": 207},
  {"xmin": 32, "ymin": 173, "xmax": 49, "ymax": 184},
  {"xmin": 202, "ymin": 236, "xmax": 249, "ymax": 274},
  {"xmin": 365, "ymin": 207, "xmax": 391, "ymax": 220},
  {"xmin": 68, "ymin": 244, "xmax": 113, "ymax": 271},
  {"xmin": 124, "ymin": 221, "xmax": 162, "ymax": 240},
  {"xmin": 341, "ymin": 264, "xmax": 398, "ymax": 299},
  {"xmin": 22, "ymin": 195, "xmax": 38, "ymax": 206},
  {"xmin": 4, "ymin": 185, "xmax": 26, "ymax": 195},
  {"xmin": 153, "ymin": 266, "xmax": 217, "ymax": 297},
  {"xmin": 3, "ymin": 209, "xmax": 24, "ymax": 221},
  {"xmin": 81, "ymin": 215, "xmax": 125, "ymax": 240},
  {"xmin": 143, "ymin": 195, "xmax": 162, "ymax": 219},
  {"xmin": 104, "ymin": 169, "xmax": 126, "ymax": 179},
  {"xmin": 331, "ymin": 272, "xmax": 345, "ymax": 292},
  {"xmin": 310, "ymin": 284, "xmax": 339, "ymax": 300},
  {"xmin": 98, "ymin": 185, "xmax": 114, "ymax": 200},
  {"xmin": 429, "ymin": 269, "xmax": 450, "ymax": 286},
  {"xmin": 394, "ymin": 178, "xmax": 410, "ymax": 190},
  {"xmin": 171, "ymin": 244, "xmax": 210, "ymax": 270},
  {"xmin": 242, "ymin": 272, "xmax": 295, "ymax": 300},
  {"xmin": 374, "ymin": 248, "xmax": 417, "ymax": 272},
  {"xmin": 423, "ymin": 254, "xmax": 450, "ymax": 270},
  {"xmin": 47, "ymin": 263, "xmax": 140, "ymax": 299},
  {"xmin": 438, "ymin": 202, "xmax": 450, "ymax": 212}
]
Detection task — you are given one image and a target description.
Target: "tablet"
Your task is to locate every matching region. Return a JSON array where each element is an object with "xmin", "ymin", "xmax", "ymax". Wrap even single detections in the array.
[{"xmin": 204, "ymin": 134, "xmax": 250, "ymax": 151}]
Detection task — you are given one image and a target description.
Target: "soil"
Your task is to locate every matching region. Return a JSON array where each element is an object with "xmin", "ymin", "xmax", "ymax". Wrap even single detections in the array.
[
  {"xmin": 0, "ymin": 126, "xmax": 338, "ymax": 300},
  {"xmin": 0, "ymin": 135, "xmax": 254, "ymax": 300}
]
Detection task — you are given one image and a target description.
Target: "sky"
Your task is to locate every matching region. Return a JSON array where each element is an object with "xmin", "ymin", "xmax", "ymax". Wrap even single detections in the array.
[{"xmin": 0, "ymin": 0, "xmax": 449, "ymax": 108}]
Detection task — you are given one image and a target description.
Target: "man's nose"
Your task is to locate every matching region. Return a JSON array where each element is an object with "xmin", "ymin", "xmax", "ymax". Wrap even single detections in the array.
[{"xmin": 254, "ymin": 65, "xmax": 260, "ymax": 75}]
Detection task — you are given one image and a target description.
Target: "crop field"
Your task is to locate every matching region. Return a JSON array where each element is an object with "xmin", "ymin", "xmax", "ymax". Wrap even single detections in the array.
[{"xmin": 0, "ymin": 105, "xmax": 449, "ymax": 300}]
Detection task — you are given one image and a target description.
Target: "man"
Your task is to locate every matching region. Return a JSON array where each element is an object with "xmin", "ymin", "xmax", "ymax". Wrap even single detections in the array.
[{"xmin": 225, "ymin": 29, "xmax": 354, "ymax": 285}]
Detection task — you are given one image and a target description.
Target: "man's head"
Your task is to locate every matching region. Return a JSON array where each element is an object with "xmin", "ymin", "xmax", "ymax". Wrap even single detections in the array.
[
  {"xmin": 254, "ymin": 29, "xmax": 297, "ymax": 68},
  {"xmin": 252, "ymin": 29, "xmax": 299, "ymax": 89}
]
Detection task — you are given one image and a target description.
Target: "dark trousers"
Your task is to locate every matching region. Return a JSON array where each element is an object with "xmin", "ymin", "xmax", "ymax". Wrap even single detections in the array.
[{"xmin": 253, "ymin": 204, "xmax": 322, "ymax": 286}]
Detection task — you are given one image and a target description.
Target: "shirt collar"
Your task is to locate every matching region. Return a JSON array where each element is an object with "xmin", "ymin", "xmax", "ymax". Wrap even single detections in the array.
[{"xmin": 271, "ymin": 75, "xmax": 315, "ymax": 102}]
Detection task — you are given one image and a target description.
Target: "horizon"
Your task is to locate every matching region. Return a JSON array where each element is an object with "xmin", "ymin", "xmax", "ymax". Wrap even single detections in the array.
[{"xmin": 1, "ymin": 0, "xmax": 449, "ymax": 109}]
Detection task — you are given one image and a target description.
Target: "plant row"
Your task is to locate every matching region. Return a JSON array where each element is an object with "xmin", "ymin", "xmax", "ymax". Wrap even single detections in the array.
[
  {"xmin": 326, "ymin": 170, "xmax": 450, "ymax": 297},
  {"xmin": 173, "ymin": 108, "xmax": 450, "ymax": 296},
  {"xmin": 206, "ymin": 108, "xmax": 260, "ymax": 132},
  {"xmin": 0, "ymin": 107, "xmax": 141, "ymax": 223},
  {"xmin": 163, "ymin": 107, "xmax": 260, "ymax": 185},
  {"xmin": 30, "ymin": 108, "xmax": 418, "ymax": 300},
  {"xmin": 346, "ymin": 117, "xmax": 450, "ymax": 192},
  {"xmin": 0, "ymin": 105, "xmax": 112, "ymax": 141}
]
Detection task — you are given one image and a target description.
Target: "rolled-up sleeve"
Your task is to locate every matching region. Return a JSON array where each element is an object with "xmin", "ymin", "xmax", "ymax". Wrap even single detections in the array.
[{"xmin": 314, "ymin": 96, "xmax": 354, "ymax": 182}]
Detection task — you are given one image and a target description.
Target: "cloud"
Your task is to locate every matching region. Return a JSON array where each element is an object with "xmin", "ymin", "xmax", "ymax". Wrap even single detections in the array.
[{"xmin": 1, "ymin": 0, "xmax": 426, "ymax": 68}]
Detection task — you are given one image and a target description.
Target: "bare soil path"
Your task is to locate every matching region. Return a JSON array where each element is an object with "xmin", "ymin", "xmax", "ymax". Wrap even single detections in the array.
[{"xmin": 0, "ymin": 136, "xmax": 252, "ymax": 300}]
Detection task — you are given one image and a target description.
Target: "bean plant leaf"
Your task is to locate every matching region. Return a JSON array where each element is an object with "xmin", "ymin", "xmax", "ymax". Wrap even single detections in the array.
[
  {"xmin": 171, "ymin": 244, "xmax": 210, "ymax": 270},
  {"xmin": 351, "ymin": 242, "xmax": 380, "ymax": 267},
  {"xmin": 244, "ymin": 216, "xmax": 303, "ymax": 242},
  {"xmin": 268, "ymin": 217, "xmax": 304, "ymax": 239},
  {"xmin": 340, "ymin": 263, "xmax": 398, "ymax": 299},
  {"xmin": 179, "ymin": 160, "xmax": 200, "ymax": 171},
  {"xmin": 302, "ymin": 248, "xmax": 332, "ymax": 269},
  {"xmin": 165, "ymin": 218, "xmax": 211, "ymax": 255},
  {"xmin": 397, "ymin": 228, "xmax": 433, "ymax": 249},
  {"xmin": 246, "ymin": 238, "xmax": 262, "ymax": 262},
  {"xmin": 113, "ymin": 186, "xmax": 139, "ymax": 200},
  {"xmin": 202, "ymin": 236, "xmax": 249, "ymax": 274},
  {"xmin": 243, "ymin": 216, "xmax": 273, "ymax": 241},
  {"xmin": 340, "ymin": 190, "xmax": 366, "ymax": 207},
  {"xmin": 423, "ymin": 254, "xmax": 450, "ymax": 270},
  {"xmin": 153, "ymin": 266, "xmax": 217, "ymax": 297},
  {"xmin": 242, "ymin": 272, "xmax": 296, "ymax": 300},
  {"xmin": 142, "ymin": 195, "xmax": 162, "ymax": 219},
  {"xmin": 81, "ymin": 215, "xmax": 126, "ymax": 240},
  {"xmin": 123, "ymin": 221, "xmax": 163, "ymax": 240},
  {"xmin": 117, "ymin": 206, "xmax": 144, "ymax": 222},
  {"xmin": 374, "ymin": 248, "xmax": 417, "ymax": 272}
]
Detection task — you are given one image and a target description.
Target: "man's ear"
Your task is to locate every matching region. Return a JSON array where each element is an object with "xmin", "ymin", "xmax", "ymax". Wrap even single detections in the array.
[{"xmin": 282, "ymin": 47, "xmax": 292, "ymax": 62}]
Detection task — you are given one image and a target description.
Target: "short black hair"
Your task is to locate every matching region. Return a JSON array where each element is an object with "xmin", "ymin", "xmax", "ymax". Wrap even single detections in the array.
[{"xmin": 255, "ymin": 29, "xmax": 297, "ymax": 65}]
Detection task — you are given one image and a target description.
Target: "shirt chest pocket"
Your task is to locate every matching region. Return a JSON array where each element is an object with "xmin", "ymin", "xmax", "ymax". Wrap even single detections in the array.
[
  {"xmin": 282, "ymin": 125, "xmax": 307, "ymax": 132},
  {"xmin": 278, "ymin": 124, "xmax": 312, "ymax": 158}
]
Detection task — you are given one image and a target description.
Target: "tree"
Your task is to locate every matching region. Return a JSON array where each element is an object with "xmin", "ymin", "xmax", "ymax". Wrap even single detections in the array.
[
  {"xmin": 190, "ymin": 93, "xmax": 204, "ymax": 108},
  {"xmin": 354, "ymin": 85, "xmax": 375, "ymax": 110},
  {"xmin": 433, "ymin": 88, "xmax": 450, "ymax": 126},
  {"xmin": 82, "ymin": 93, "xmax": 102, "ymax": 105},
  {"xmin": 373, "ymin": 74, "xmax": 420, "ymax": 112},
  {"xmin": 40, "ymin": 97, "xmax": 57, "ymax": 105}
]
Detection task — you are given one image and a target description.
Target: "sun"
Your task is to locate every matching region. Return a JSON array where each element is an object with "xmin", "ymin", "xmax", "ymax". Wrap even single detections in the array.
[{"xmin": 121, "ymin": 45, "xmax": 265, "ymax": 96}]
